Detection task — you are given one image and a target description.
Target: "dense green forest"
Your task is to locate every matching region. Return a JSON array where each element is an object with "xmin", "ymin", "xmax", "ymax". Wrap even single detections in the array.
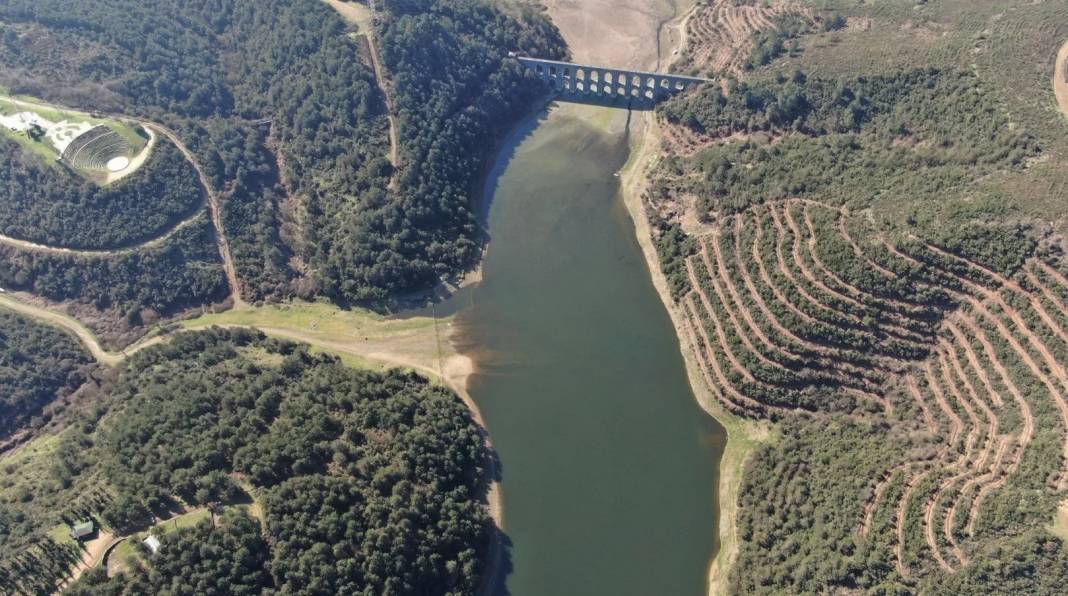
[
  {"xmin": 0, "ymin": 137, "xmax": 202, "ymax": 250},
  {"xmin": 0, "ymin": 0, "xmax": 565, "ymax": 304},
  {"xmin": 0, "ymin": 329, "xmax": 494, "ymax": 594},
  {"xmin": 0, "ymin": 310, "xmax": 91, "ymax": 437},
  {"xmin": 0, "ymin": 217, "xmax": 227, "ymax": 320}
]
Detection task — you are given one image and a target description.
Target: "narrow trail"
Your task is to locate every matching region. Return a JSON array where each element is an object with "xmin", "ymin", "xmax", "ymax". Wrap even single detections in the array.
[
  {"xmin": 365, "ymin": 19, "xmax": 401, "ymax": 173},
  {"xmin": 148, "ymin": 122, "xmax": 244, "ymax": 308},
  {"xmin": 905, "ymin": 374, "xmax": 938, "ymax": 434},
  {"xmin": 0, "ymin": 295, "xmax": 150, "ymax": 366},
  {"xmin": 859, "ymin": 462, "xmax": 913, "ymax": 537},
  {"xmin": 1054, "ymin": 39, "xmax": 1068, "ymax": 120},
  {"xmin": 894, "ymin": 469, "xmax": 930, "ymax": 580}
]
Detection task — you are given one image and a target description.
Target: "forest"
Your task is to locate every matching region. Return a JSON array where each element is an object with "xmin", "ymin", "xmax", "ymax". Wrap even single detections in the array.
[
  {"xmin": 0, "ymin": 218, "xmax": 227, "ymax": 323},
  {"xmin": 0, "ymin": 329, "xmax": 495, "ymax": 594},
  {"xmin": 656, "ymin": 68, "xmax": 1038, "ymax": 215},
  {"xmin": 0, "ymin": 136, "xmax": 202, "ymax": 250},
  {"xmin": 0, "ymin": 0, "xmax": 566, "ymax": 305},
  {"xmin": 0, "ymin": 310, "xmax": 91, "ymax": 438}
]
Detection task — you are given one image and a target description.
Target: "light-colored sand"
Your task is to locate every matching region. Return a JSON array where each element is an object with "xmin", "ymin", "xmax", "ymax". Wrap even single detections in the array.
[
  {"xmin": 1055, "ymin": 40, "xmax": 1068, "ymax": 120},
  {"xmin": 104, "ymin": 126, "xmax": 154, "ymax": 184}
]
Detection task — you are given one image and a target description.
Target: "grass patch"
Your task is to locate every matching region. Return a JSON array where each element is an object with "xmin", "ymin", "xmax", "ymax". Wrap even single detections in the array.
[
  {"xmin": 1050, "ymin": 500, "xmax": 1068, "ymax": 541},
  {"xmin": 182, "ymin": 300, "xmax": 451, "ymax": 378}
]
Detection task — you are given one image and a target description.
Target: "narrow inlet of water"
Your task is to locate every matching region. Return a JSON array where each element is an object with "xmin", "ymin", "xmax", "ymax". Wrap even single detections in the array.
[{"xmin": 450, "ymin": 103, "xmax": 725, "ymax": 595}]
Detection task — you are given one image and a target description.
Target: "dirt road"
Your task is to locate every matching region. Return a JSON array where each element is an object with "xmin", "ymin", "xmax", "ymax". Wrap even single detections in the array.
[{"xmin": 1055, "ymin": 40, "xmax": 1068, "ymax": 119}]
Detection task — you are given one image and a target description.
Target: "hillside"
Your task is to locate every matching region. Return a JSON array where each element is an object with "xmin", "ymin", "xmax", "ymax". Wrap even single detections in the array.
[
  {"xmin": 0, "ymin": 0, "xmax": 563, "ymax": 308},
  {"xmin": 0, "ymin": 328, "xmax": 494, "ymax": 594},
  {"xmin": 644, "ymin": 0, "xmax": 1068, "ymax": 592}
]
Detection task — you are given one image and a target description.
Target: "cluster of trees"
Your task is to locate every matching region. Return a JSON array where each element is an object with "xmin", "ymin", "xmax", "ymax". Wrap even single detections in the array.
[
  {"xmin": 0, "ymin": 217, "xmax": 228, "ymax": 318},
  {"xmin": 654, "ymin": 69, "xmax": 1039, "ymax": 216},
  {"xmin": 0, "ymin": 137, "xmax": 202, "ymax": 250},
  {"xmin": 317, "ymin": 0, "xmax": 566, "ymax": 302},
  {"xmin": 730, "ymin": 418, "xmax": 910, "ymax": 593},
  {"xmin": 0, "ymin": 0, "xmax": 566, "ymax": 305},
  {"xmin": 44, "ymin": 328, "xmax": 494, "ymax": 594},
  {"xmin": 71, "ymin": 512, "xmax": 271, "ymax": 595},
  {"xmin": 0, "ymin": 310, "xmax": 91, "ymax": 437},
  {"xmin": 746, "ymin": 11, "xmax": 846, "ymax": 70}
]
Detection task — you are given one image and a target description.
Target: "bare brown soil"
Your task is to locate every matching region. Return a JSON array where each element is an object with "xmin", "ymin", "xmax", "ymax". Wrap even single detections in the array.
[{"xmin": 893, "ymin": 469, "xmax": 929, "ymax": 579}]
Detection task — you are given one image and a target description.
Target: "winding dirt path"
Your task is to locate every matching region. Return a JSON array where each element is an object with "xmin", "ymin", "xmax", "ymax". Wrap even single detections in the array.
[
  {"xmin": 148, "ymin": 122, "xmax": 244, "ymax": 307},
  {"xmin": 325, "ymin": 0, "xmax": 400, "ymax": 173},
  {"xmin": 1054, "ymin": 40, "xmax": 1068, "ymax": 120},
  {"xmin": 893, "ymin": 469, "xmax": 930, "ymax": 580},
  {"xmin": 859, "ymin": 462, "xmax": 914, "ymax": 537}
]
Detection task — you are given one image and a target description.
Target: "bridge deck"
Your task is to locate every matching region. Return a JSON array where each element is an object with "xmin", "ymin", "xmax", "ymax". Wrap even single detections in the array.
[{"xmin": 511, "ymin": 55, "xmax": 711, "ymax": 103}]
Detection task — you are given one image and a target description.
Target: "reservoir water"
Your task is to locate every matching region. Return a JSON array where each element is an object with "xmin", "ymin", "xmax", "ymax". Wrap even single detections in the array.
[{"xmin": 450, "ymin": 103, "xmax": 727, "ymax": 595}]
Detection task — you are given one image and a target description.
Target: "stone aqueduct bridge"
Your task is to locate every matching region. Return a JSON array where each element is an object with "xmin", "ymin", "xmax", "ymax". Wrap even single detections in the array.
[{"xmin": 512, "ymin": 55, "xmax": 711, "ymax": 103}]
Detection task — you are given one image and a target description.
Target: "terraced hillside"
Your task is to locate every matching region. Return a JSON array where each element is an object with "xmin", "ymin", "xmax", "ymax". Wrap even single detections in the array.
[
  {"xmin": 669, "ymin": 209, "xmax": 1068, "ymax": 579},
  {"xmin": 673, "ymin": 195, "xmax": 1068, "ymax": 586},
  {"xmin": 675, "ymin": 0, "xmax": 811, "ymax": 77},
  {"xmin": 646, "ymin": 2, "xmax": 1068, "ymax": 588}
]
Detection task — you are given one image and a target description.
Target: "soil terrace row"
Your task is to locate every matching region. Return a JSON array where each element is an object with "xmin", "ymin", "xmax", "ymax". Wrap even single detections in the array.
[{"xmin": 677, "ymin": 198, "xmax": 1068, "ymax": 579}]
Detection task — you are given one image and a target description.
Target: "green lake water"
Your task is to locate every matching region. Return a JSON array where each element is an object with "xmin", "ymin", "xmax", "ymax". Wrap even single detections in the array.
[{"xmin": 450, "ymin": 103, "xmax": 725, "ymax": 595}]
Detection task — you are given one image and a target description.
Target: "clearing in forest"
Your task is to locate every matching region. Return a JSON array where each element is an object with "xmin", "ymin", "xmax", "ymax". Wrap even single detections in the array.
[{"xmin": 0, "ymin": 95, "xmax": 150, "ymax": 182}]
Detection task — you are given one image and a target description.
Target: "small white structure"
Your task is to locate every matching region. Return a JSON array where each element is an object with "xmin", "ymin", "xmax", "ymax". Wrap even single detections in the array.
[
  {"xmin": 0, "ymin": 111, "xmax": 91, "ymax": 154},
  {"xmin": 142, "ymin": 534, "xmax": 161, "ymax": 555},
  {"xmin": 106, "ymin": 156, "xmax": 130, "ymax": 172}
]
